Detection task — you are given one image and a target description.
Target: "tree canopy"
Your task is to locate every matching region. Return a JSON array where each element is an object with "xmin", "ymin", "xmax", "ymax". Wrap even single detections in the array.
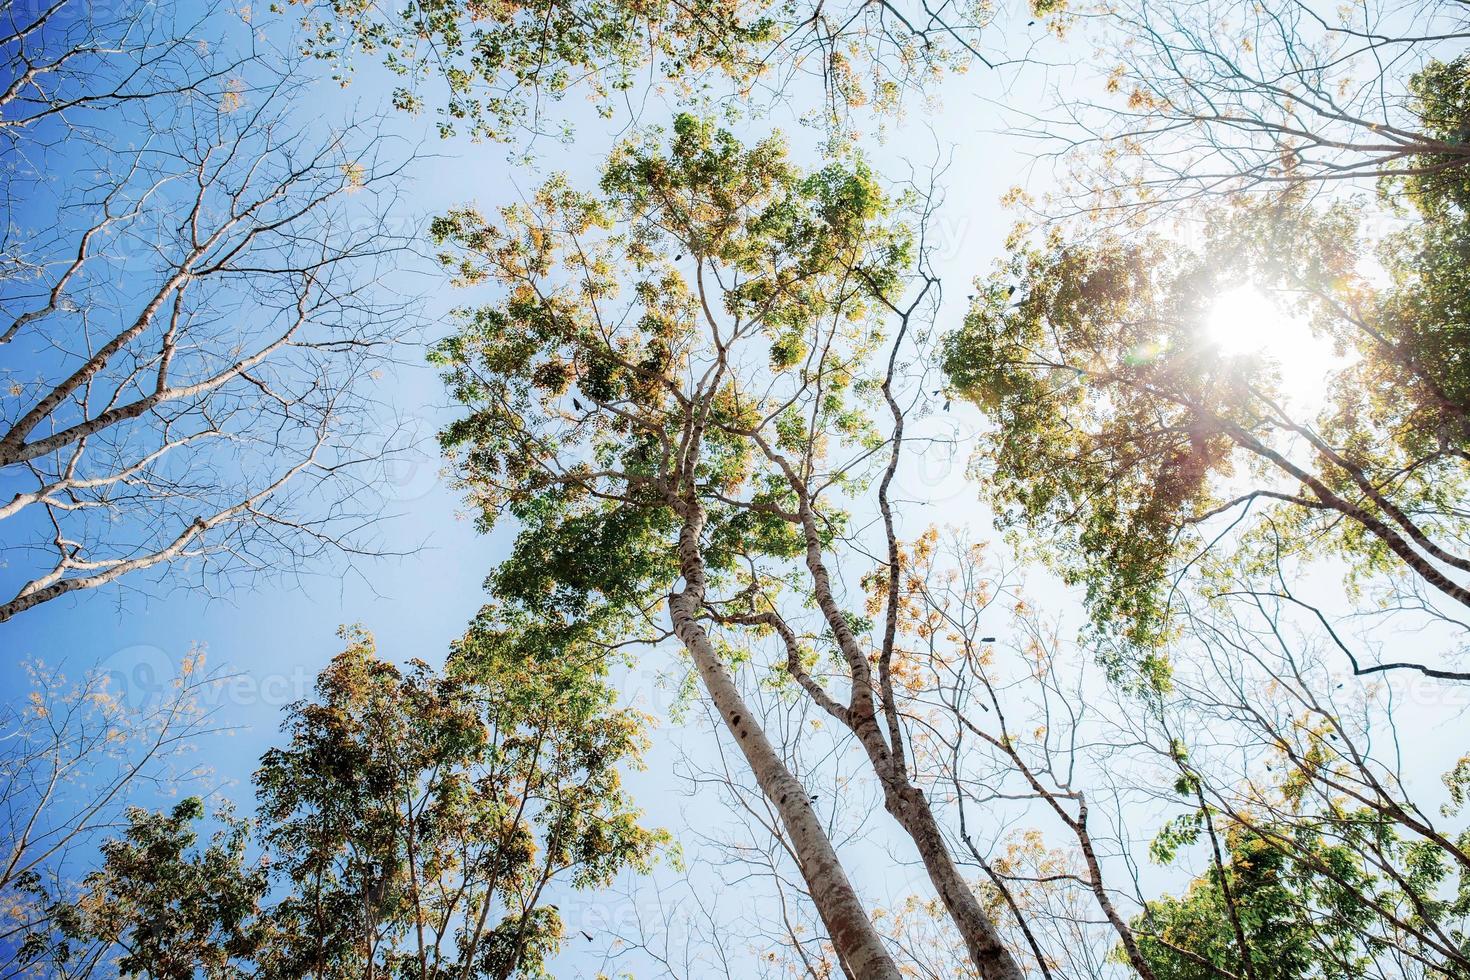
[
  {"xmin": 20, "ymin": 625, "xmax": 663, "ymax": 980},
  {"xmin": 286, "ymin": 0, "xmax": 1031, "ymax": 139},
  {"xmin": 943, "ymin": 55, "xmax": 1470, "ymax": 667}
]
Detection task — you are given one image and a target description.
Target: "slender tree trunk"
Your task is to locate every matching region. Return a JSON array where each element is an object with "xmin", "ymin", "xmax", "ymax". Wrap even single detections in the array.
[
  {"xmin": 883, "ymin": 784, "xmax": 1027, "ymax": 980},
  {"xmin": 783, "ymin": 484, "xmax": 1026, "ymax": 979},
  {"xmin": 670, "ymin": 508, "xmax": 901, "ymax": 980},
  {"xmin": 1073, "ymin": 799, "xmax": 1158, "ymax": 980},
  {"xmin": 757, "ymin": 603, "xmax": 1028, "ymax": 979}
]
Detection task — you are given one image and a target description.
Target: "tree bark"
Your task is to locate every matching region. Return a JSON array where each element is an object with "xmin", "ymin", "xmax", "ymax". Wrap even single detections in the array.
[
  {"xmin": 883, "ymin": 784, "xmax": 1027, "ymax": 980},
  {"xmin": 669, "ymin": 507, "xmax": 902, "ymax": 980},
  {"xmin": 779, "ymin": 475, "xmax": 1026, "ymax": 980}
]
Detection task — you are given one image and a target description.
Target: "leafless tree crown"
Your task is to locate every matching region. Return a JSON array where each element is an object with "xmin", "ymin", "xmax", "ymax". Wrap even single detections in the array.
[{"xmin": 0, "ymin": 0, "xmax": 420, "ymax": 624}]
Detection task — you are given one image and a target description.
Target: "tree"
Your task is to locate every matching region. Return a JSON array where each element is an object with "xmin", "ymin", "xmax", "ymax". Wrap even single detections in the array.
[
  {"xmin": 429, "ymin": 112, "xmax": 1035, "ymax": 978},
  {"xmin": 856, "ymin": 517, "xmax": 1470, "ymax": 980},
  {"xmin": 938, "ymin": 32, "xmax": 1470, "ymax": 975},
  {"xmin": 253, "ymin": 622, "xmax": 664, "ymax": 979},
  {"xmin": 20, "ymin": 619, "xmax": 664, "ymax": 980},
  {"xmin": 889, "ymin": 529, "xmax": 1161, "ymax": 979},
  {"xmin": 1113, "ymin": 592, "xmax": 1470, "ymax": 979},
  {"xmin": 0, "ymin": 0, "xmax": 417, "ymax": 624},
  {"xmin": 0, "ymin": 0, "xmax": 253, "ymax": 141},
  {"xmin": 942, "ymin": 55, "xmax": 1470, "ymax": 669},
  {"xmin": 1135, "ymin": 814, "xmax": 1466, "ymax": 979},
  {"xmin": 0, "ymin": 654, "xmax": 225, "ymax": 979},
  {"xmin": 50, "ymin": 798, "xmax": 267, "ymax": 980},
  {"xmin": 280, "ymin": 0, "xmax": 1036, "ymax": 141},
  {"xmin": 1021, "ymin": 0, "xmax": 1470, "ymax": 221}
]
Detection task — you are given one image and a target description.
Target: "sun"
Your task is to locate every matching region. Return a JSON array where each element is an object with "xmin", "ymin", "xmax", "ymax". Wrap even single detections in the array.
[
  {"xmin": 1203, "ymin": 285, "xmax": 1339, "ymax": 404},
  {"xmin": 1205, "ymin": 285, "xmax": 1288, "ymax": 357}
]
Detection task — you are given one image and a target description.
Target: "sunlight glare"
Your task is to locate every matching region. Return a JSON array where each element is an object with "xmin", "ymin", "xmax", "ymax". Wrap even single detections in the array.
[
  {"xmin": 1205, "ymin": 285, "xmax": 1287, "ymax": 357},
  {"xmin": 1203, "ymin": 285, "xmax": 1338, "ymax": 405}
]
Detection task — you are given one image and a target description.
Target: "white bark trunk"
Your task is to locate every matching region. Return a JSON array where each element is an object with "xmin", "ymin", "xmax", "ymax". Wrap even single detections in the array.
[{"xmin": 670, "ymin": 509, "xmax": 901, "ymax": 980}]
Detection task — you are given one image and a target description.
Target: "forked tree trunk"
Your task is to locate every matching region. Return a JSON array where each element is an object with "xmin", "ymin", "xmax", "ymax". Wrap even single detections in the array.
[
  {"xmin": 670, "ymin": 509, "xmax": 901, "ymax": 980},
  {"xmin": 789, "ymin": 491, "xmax": 1026, "ymax": 980}
]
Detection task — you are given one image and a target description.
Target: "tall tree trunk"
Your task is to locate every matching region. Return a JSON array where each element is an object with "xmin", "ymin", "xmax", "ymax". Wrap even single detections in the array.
[
  {"xmin": 784, "ymin": 485, "xmax": 1026, "ymax": 980},
  {"xmin": 759, "ymin": 601, "xmax": 1029, "ymax": 980},
  {"xmin": 883, "ymin": 784, "xmax": 1027, "ymax": 980},
  {"xmin": 670, "ymin": 508, "xmax": 901, "ymax": 980}
]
